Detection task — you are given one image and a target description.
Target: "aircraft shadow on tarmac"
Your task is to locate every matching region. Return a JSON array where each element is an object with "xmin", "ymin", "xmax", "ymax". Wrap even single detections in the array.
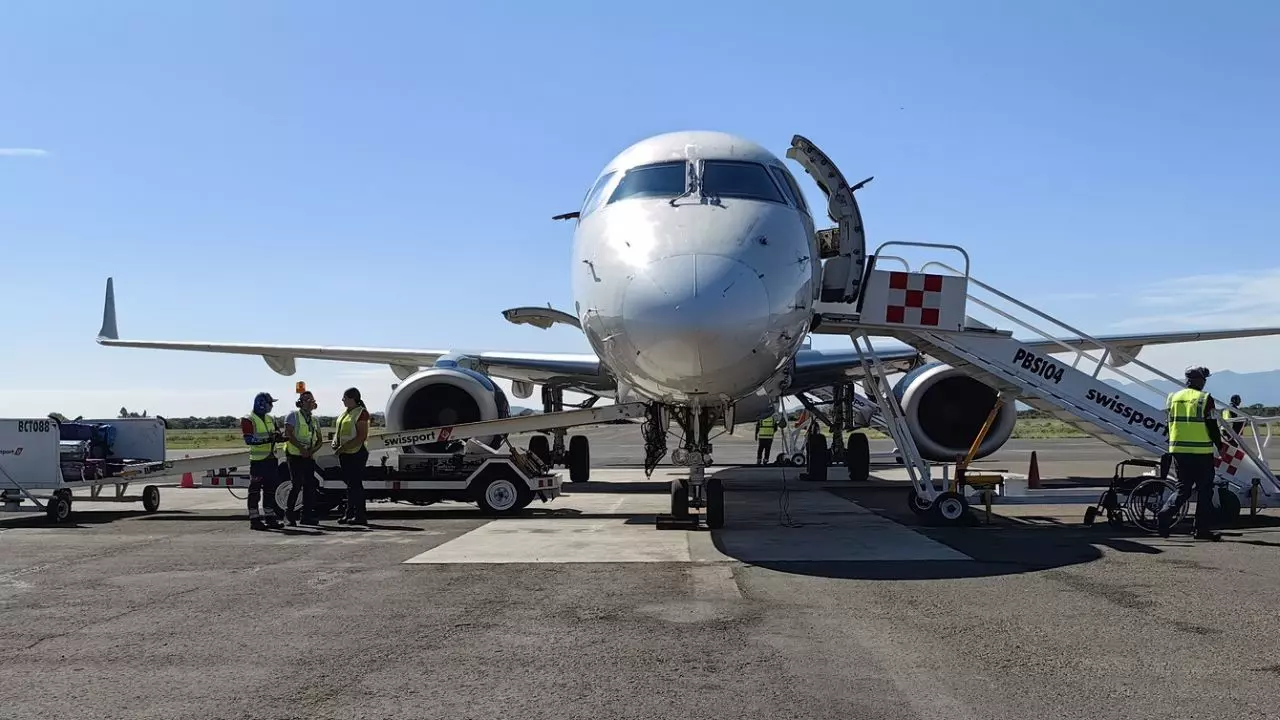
[{"xmin": 688, "ymin": 468, "xmax": 1280, "ymax": 582}]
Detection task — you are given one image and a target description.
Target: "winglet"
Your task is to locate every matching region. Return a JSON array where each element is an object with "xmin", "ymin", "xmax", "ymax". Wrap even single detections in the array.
[{"xmin": 98, "ymin": 277, "xmax": 118, "ymax": 340}]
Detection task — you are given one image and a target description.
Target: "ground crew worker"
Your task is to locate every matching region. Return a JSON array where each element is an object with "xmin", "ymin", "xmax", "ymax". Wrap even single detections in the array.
[
  {"xmin": 284, "ymin": 386, "xmax": 324, "ymax": 526},
  {"xmin": 241, "ymin": 391, "xmax": 285, "ymax": 530},
  {"xmin": 1157, "ymin": 366, "xmax": 1223, "ymax": 541},
  {"xmin": 1224, "ymin": 394, "xmax": 1246, "ymax": 438},
  {"xmin": 332, "ymin": 387, "xmax": 370, "ymax": 526},
  {"xmin": 755, "ymin": 414, "xmax": 777, "ymax": 465}
]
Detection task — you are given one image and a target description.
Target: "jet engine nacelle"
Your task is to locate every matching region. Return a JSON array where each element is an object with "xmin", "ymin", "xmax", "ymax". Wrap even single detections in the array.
[
  {"xmin": 892, "ymin": 362, "xmax": 1017, "ymax": 462},
  {"xmin": 729, "ymin": 394, "xmax": 780, "ymax": 427},
  {"xmin": 384, "ymin": 365, "xmax": 510, "ymax": 452}
]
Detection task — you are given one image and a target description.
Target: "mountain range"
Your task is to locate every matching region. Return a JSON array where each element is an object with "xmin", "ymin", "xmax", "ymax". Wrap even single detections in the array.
[{"xmin": 1103, "ymin": 370, "xmax": 1280, "ymax": 407}]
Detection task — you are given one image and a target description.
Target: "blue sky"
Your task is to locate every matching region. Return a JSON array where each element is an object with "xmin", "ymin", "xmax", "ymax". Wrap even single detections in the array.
[{"xmin": 2, "ymin": 0, "xmax": 1278, "ymax": 419}]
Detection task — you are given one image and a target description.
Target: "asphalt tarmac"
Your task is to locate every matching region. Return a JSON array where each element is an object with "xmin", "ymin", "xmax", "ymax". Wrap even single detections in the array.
[{"xmin": 5, "ymin": 431, "xmax": 1280, "ymax": 719}]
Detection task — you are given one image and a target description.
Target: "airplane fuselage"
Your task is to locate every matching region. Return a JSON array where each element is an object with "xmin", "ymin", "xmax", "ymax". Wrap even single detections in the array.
[{"xmin": 570, "ymin": 131, "xmax": 820, "ymax": 409}]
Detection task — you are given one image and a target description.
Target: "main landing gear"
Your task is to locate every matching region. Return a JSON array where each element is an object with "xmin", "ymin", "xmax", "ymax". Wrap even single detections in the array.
[
  {"xmin": 525, "ymin": 386, "xmax": 592, "ymax": 483},
  {"xmin": 656, "ymin": 406, "xmax": 725, "ymax": 530},
  {"xmin": 794, "ymin": 383, "xmax": 873, "ymax": 482}
]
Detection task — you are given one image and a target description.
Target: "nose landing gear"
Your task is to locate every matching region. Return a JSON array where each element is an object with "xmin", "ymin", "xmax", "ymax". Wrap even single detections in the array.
[{"xmin": 657, "ymin": 406, "xmax": 725, "ymax": 530}]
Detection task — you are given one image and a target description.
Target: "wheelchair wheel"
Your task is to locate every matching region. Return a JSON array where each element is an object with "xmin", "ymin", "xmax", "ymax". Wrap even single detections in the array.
[{"xmin": 1126, "ymin": 477, "xmax": 1184, "ymax": 534}]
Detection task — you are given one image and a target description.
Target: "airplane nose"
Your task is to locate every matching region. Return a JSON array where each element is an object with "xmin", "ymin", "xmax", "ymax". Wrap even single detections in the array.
[{"xmin": 622, "ymin": 253, "xmax": 772, "ymax": 390}]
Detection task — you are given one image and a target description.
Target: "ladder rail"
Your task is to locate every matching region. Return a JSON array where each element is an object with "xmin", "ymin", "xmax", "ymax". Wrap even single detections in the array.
[
  {"xmin": 921, "ymin": 331, "xmax": 1165, "ymax": 455},
  {"xmin": 852, "ymin": 330, "xmax": 937, "ymax": 503},
  {"xmin": 1220, "ymin": 412, "xmax": 1280, "ymax": 456},
  {"xmin": 920, "ymin": 329, "xmax": 1280, "ymax": 501},
  {"xmin": 920, "ymin": 260, "xmax": 1189, "ymax": 404},
  {"xmin": 1218, "ymin": 415, "xmax": 1279, "ymax": 481}
]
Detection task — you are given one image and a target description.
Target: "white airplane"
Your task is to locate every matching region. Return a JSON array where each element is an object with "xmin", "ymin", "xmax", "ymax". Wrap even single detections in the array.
[{"xmin": 96, "ymin": 130, "xmax": 1280, "ymax": 526}]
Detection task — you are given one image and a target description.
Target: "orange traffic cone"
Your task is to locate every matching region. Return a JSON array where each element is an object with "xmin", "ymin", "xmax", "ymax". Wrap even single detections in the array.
[
  {"xmin": 179, "ymin": 454, "xmax": 194, "ymax": 488},
  {"xmin": 1027, "ymin": 450, "xmax": 1041, "ymax": 489}
]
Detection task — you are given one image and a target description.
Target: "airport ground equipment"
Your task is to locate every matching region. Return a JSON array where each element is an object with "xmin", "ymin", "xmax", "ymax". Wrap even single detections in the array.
[
  {"xmin": 808, "ymin": 240, "xmax": 1280, "ymax": 526},
  {"xmin": 187, "ymin": 402, "xmax": 650, "ymax": 516},
  {"xmin": 0, "ymin": 417, "xmax": 176, "ymax": 523},
  {"xmin": 207, "ymin": 438, "xmax": 561, "ymax": 517}
]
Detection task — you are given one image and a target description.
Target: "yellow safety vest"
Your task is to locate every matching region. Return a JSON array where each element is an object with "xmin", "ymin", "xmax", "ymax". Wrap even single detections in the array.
[
  {"xmin": 757, "ymin": 417, "xmax": 776, "ymax": 439},
  {"xmin": 285, "ymin": 410, "xmax": 319, "ymax": 456},
  {"xmin": 1166, "ymin": 388, "xmax": 1214, "ymax": 454},
  {"xmin": 335, "ymin": 406, "xmax": 366, "ymax": 455},
  {"xmin": 246, "ymin": 413, "xmax": 277, "ymax": 461}
]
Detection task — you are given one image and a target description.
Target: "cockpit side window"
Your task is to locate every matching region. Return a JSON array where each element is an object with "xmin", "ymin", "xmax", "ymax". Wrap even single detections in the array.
[
  {"xmin": 701, "ymin": 160, "xmax": 787, "ymax": 204},
  {"xmin": 607, "ymin": 161, "xmax": 688, "ymax": 204},
  {"xmin": 579, "ymin": 170, "xmax": 617, "ymax": 219},
  {"xmin": 769, "ymin": 165, "xmax": 811, "ymax": 217}
]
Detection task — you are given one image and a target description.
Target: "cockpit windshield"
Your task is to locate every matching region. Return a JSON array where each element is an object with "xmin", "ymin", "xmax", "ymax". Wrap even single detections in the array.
[
  {"xmin": 700, "ymin": 160, "xmax": 786, "ymax": 204},
  {"xmin": 607, "ymin": 161, "xmax": 688, "ymax": 204}
]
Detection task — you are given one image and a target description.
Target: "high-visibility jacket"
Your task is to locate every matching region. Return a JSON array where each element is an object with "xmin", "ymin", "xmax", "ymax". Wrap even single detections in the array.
[
  {"xmin": 1166, "ymin": 388, "xmax": 1215, "ymax": 454},
  {"xmin": 756, "ymin": 417, "xmax": 776, "ymax": 439},
  {"xmin": 334, "ymin": 406, "xmax": 367, "ymax": 455},
  {"xmin": 245, "ymin": 413, "xmax": 277, "ymax": 461},
  {"xmin": 1224, "ymin": 407, "xmax": 1246, "ymax": 436},
  {"xmin": 285, "ymin": 410, "xmax": 320, "ymax": 456}
]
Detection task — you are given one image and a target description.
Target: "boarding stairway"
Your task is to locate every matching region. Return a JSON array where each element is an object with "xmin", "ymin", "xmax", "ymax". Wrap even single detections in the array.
[
  {"xmin": 813, "ymin": 246, "xmax": 1280, "ymax": 508},
  {"xmin": 785, "ymin": 134, "xmax": 1278, "ymax": 515}
]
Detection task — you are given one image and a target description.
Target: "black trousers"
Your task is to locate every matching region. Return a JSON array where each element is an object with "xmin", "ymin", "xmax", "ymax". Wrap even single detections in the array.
[
  {"xmin": 285, "ymin": 455, "xmax": 318, "ymax": 522},
  {"xmin": 1159, "ymin": 452, "xmax": 1217, "ymax": 533},
  {"xmin": 339, "ymin": 449, "xmax": 368, "ymax": 522},
  {"xmin": 757, "ymin": 438, "xmax": 773, "ymax": 464},
  {"xmin": 248, "ymin": 458, "xmax": 283, "ymax": 521}
]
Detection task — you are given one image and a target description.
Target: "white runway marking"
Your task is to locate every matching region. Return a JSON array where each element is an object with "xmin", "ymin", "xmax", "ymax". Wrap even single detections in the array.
[
  {"xmin": 403, "ymin": 516, "xmax": 693, "ymax": 563},
  {"xmin": 403, "ymin": 487, "xmax": 972, "ymax": 564}
]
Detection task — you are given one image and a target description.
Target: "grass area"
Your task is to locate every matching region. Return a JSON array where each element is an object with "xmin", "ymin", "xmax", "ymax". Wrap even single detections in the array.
[
  {"xmin": 165, "ymin": 428, "xmax": 344, "ymax": 451},
  {"xmin": 164, "ymin": 419, "xmax": 1280, "ymax": 449},
  {"xmin": 805, "ymin": 418, "xmax": 1088, "ymax": 442}
]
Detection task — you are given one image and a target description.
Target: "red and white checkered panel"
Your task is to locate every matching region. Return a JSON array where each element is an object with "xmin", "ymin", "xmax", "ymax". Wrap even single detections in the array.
[
  {"xmin": 1216, "ymin": 442, "xmax": 1247, "ymax": 476},
  {"xmin": 859, "ymin": 270, "xmax": 967, "ymax": 330}
]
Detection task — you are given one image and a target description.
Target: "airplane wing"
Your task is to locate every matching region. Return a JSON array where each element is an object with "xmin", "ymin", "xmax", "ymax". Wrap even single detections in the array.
[
  {"xmin": 785, "ymin": 325, "xmax": 1280, "ymax": 394},
  {"xmin": 95, "ymin": 277, "xmax": 1280, "ymax": 399},
  {"xmin": 95, "ymin": 278, "xmax": 611, "ymax": 395},
  {"xmin": 788, "ymin": 347, "xmax": 921, "ymax": 395},
  {"xmin": 1020, "ymin": 328, "xmax": 1280, "ymax": 365}
]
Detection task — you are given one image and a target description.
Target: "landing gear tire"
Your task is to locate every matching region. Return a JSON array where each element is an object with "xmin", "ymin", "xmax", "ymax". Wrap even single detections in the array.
[
  {"xmin": 845, "ymin": 433, "xmax": 870, "ymax": 482},
  {"xmin": 907, "ymin": 488, "xmax": 931, "ymax": 516},
  {"xmin": 568, "ymin": 435, "xmax": 590, "ymax": 483},
  {"xmin": 142, "ymin": 485, "xmax": 161, "ymax": 513},
  {"xmin": 805, "ymin": 434, "xmax": 829, "ymax": 482},
  {"xmin": 1216, "ymin": 487, "xmax": 1242, "ymax": 526},
  {"xmin": 1083, "ymin": 506, "xmax": 1098, "ymax": 526},
  {"xmin": 705, "ymin": 477, "xmax": 725, "ymax": 529},
  {"xmin": 46, "ymin": 491, "xmax": 72, "ymax": 524},
  {"xmin": 670, "ymin": 478, "xmax": 689, "ymax": 518},
  {"xmin": 789, "ymin": 452, "xmax": 806, "ymax": 466},
  {"xmin": 930, "ymin": 491, "xmax": 969, "ymax": 526},
  {"xmin": 527, "ymin": 435, "xmax": 551, "ymax": 465}
]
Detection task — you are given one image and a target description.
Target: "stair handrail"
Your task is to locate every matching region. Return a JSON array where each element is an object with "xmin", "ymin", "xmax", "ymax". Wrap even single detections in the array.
[
  {"xmin": 919, "ymin": 260, "xmax": 1183, "ymax": 405},
  {"xmin": 1218, "ymin": 410, "xmax": 1280, "ymax": 459},
  {"xmin": 871, "ymin": 241, "xmax": 971, "ymax": 278}
]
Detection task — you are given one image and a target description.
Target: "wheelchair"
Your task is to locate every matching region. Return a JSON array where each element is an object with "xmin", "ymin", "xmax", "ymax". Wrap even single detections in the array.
[{"xmin": 1083, "ymin": 457, "xmax": 1242, "ymax": 534}]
